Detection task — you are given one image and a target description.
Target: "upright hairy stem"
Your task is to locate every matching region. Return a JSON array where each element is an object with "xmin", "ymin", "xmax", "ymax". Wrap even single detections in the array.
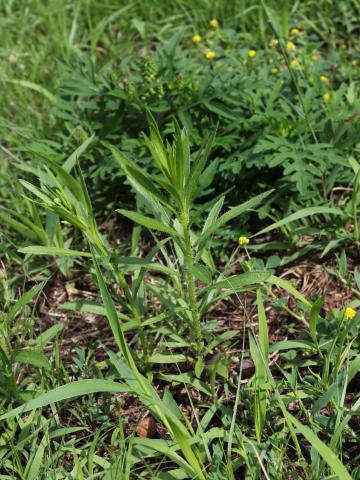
[
  {"xmin": 352, "ymin": 201, "xmax": 359, "ymax": 245},
  {"xmin": 181, "ymin": 211, "xmax": 203, "ymax": 355}
]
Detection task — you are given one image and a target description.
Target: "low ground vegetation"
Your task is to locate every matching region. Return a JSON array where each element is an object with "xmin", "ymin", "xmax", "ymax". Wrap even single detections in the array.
[{"xmin": 0, "ymin": 1, "xmax": 359, "ymax": 479}]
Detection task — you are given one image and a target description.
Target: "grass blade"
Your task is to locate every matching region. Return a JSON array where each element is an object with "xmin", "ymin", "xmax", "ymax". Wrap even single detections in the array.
[
  {"xmin": 286, "ymin": 413, "xmax": 352, "ymax": 480},
  {"xmin": 0, "ymin": 380, "xmax": 128, "ymax": 421}
]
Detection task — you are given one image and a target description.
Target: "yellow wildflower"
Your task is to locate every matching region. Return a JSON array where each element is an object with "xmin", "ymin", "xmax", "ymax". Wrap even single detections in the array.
[
  {"xmin": 352, "ymin": 59, "xmax": 358, "ymax": 66},
  {"xmin": 248, "ymin": 49, "xmax": 257, "ymax": 58},
  {"xmin": 286, "ymin": 41, "xmax": 296, "ymax": 53},
  {"xmin": 238, "ymin": 236, "xmax": 250, "ymax": 245},
  {"xmin": 345, "ymin": 307, "xmax": 356, "ymax": 320},
  {"xmin": 210, "ymin": 19, "xmax": 219, "ymax": 29},
  {"xmin": 205, "ymin": 50, "xmax": 216, "ymax": 60},
  {"xmin": 290, "ymin": 59, "xmax": 298, "ymax": 69},
  {"xmin": 271, "ymin": 66, "xmax": 279, "ymax": 74},
  {"xmin": 323, "ymin": 92, "xmax": 331, "ymax": 101},
  {"xmin": 270, "ymin": 38, "xmax": 279, "ymax": 48},
  {"xmin": 290, "ymin": 28, "xmax": 300, "ymax": 36},
  {"xmin": 320, "ymin": 75, "xmax": 329, "ymax": 83},
  {"xmin": 192, "ymin": 34, "xmax": 202, "ymax": 44}
]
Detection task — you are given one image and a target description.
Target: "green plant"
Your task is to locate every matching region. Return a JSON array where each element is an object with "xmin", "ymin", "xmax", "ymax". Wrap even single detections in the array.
[
  {"xmin": 319, "ymin": 156, "xmax": 360, "ymax": 256},
  {"xmin": 0, "ymin": 277, "xmax": 64, "ymax": 401},
  {"xmin": 110, "ymin": 116, "xmax": 277, "ymax": 360},
  {"xmin": 14, "ymin": 119, "xmax": 275, "ymax": 366},
  {"xmin": 1, "ymin": 119, "xmax": 356, "ymax": 478},
  {"xmin": 42, "ymin": 18, "xmax": 359, "ymax": 226},
  {"xmin": 1, "ymin": 3, "xmax": 360, "ymax": 478}
]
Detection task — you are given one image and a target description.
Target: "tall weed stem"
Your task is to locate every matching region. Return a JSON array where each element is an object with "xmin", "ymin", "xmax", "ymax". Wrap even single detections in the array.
[{"xmin": 181, "ymin": 211, "xmax": 203, "ymax": 356}]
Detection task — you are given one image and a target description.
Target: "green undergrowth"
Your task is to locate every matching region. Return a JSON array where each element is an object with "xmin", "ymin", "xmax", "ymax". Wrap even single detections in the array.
[
  {"xmin": 0, "ymin": 1, "xmax": 359, "ymax": 479},
  {"xmin": 0, "ymin": 118, "xmax": 359, "ymax": 479}
]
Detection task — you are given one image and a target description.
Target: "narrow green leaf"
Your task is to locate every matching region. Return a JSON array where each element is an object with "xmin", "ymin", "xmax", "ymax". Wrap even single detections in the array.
[
  {"xmin": 42, "ymin": 157, "xmax": 87, "ymax": 206},
  {"xmin": 60, "ymin": 301, "xmax": 131, "ymax": 321},
  {"xmin": 186, "ymin": 129, "xmax": 217, "ymax": 202},
  {"xmin": 48, "ymin": 427, "xmax": 86, "ymax": 439},
  {"xmin": 0, "ymin": 211, "xmax": 40, "ymax": 242},
  {"xmin": 286, "ymin": 413, "xmax": 352, "ymax": 480},
  {"xmin": 330, "ymin": 396, "xmax": 360, "ymax": 450},
  {"xmin": 158, "ymin": 373, "xmax": 211, "ymax": 396},
  {"xmin": 19, "ymin": 180, "xmax": 53, "ymax": 205},
  {"xmin": 117, "ymin": 209, "xmax": 178, "ymax": 237},
  {"xmin": 62, "ymin": 135, "xmax": 95, "ymax": 173},
  {"xmin": 109, "ymin": 144, "xmax": 171, "ymax": 205},
  {"xmin": 143, "ymin": 114, "xmax": 171, "ymax": 179},
  {"xmin": 266, "ymin": 274, "xmax": 312, "ymax": 309},
  {"xmin": 255, "ymin": 207, "xmax": 342, "ymax": 237},
  {"xmin": 18, "ymin": 246, "xmax": 91, "ymax": 257},
  {"xmin": 249, "ymin": 333, "xmax": 267, "ymax": 441},
  {"xmin": 0, "ymin": 380, "xmax": 128, "ymax": 421},
  {"xmin": 4, "ymin": 78, "xmax": 58, "ymax": 103},
  {"xmin": 6, "ymin": 281, "xmax": 45, "ymax": 323},
  {"xmin": 338, "ymin": 250, "xmax": 347, "ymax": 278},
  {"xmin": 201, "ymin": 196, "xmax": 224, "ymax": 236},
  {"xmin": 269, "ymin": 340, "xmax": 315, "ymax": 352},
  {"xmin": 148, "ymin": 354, "xmax": 190, "ymax": 364},
  {"xmin": 197, "ymin": 190, "xmax": 273, "ymax": 248},
  {"xmin": 24, "ymin": 432, "xmax": 48, "ymax": 480},
  {"xmin": 111, "ymin": 256, "xmax": 175, "ymax": 276},
  {"xmin": 202, "ymin": 271, "xmax": 271, "ymax": 294},
  {"xmin": 257, "ymin": 289, "xmax": 269, "ymax": 359},
  {"xmin": 309, "ymin": 296, "xmax": 324, "ymax": 343},
  {"xmin": 91, "ymin": 248, "xmax": 136, "ymax": 370},
  {"xmin": 33, "ymin": 324, "xmax": 65, "ymax": 346}
]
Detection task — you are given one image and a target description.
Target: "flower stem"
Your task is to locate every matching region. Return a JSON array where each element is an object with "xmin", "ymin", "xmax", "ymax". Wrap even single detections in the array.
[{"xmin": 181, "ymin": 211, "xmax": 203, "ymax": 355}]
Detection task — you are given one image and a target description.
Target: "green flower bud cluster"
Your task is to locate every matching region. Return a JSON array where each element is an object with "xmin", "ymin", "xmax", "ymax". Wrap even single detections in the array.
[
  {"xmin": 142, "ymin": 55, "xmax": 158, "ymax": 83},
  {"xmin": 126, "ymin": 82, "xmax": 137, "ymax": 98},
  {"xmin": 141, "ymin": 82, "xmax": 164, "ymax": 102}
]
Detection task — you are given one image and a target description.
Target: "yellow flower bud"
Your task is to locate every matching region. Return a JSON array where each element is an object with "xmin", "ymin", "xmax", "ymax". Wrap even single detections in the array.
[
  {"xmin": 248, "ymin": 49, "xmax": 257, "ymax": 58},
  {"xmin": 286, "ymin": 41, "xmax": 296, "ymax": 53},
  {"xmin": 320, "ymin": 75, "xmax": 329, "ymax": 83},
  {"xmin": 210, "ymin": 19, "xmax": 219, "ymax": 29},
  {"xmin": 323, "ymin": 92, "xmax": 331, "ymax": 102},
  {"xmin": 205, "ymin": 50, "xmax": 216, "ymax": 60},
  {"xmin": 290, "ymin": 28, "xmax": 300, "ymax": 36},
  {"xmin": 238, "ymin": 236, "xmax": 250, "ymax": 245},
  {"xmin": 192, "ymin": 34, "xmax": 202, "ymax": 44},
  {"xmin": 271, "ymin": 66, "xmax": 279, "ymax": 74},
  {"xmin": 290, "ymin": 59, "xmax": 298, "ymax": 69},
  {"xmin": 345, "ymin": 307, "xmax": 356, "ymax": 320},
  {"xmin": 270, "ymin": 38, "xmax": 279, "ymax": 48}
]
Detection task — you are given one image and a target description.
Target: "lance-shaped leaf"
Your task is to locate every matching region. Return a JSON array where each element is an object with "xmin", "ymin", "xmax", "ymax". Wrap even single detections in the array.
[
  {"xmin": 117, "ymin": 209, "xmax": 179, "ymax": 237},
  {"xmin": 6, "ymin": 281, "xmax": 46, "ymax": 323},
  {"xmin": 19, "ymin": 246, "xmax": 91, "ymax": 257},
  {"xmin": 200, "ymin": 271, "xmax": 271, "ymax": 295},
  {"xmin": 0, "ymin": 380, "xmax": 128, "ymax": 421},
  {"xmin": 255, "ymin": 206, "xmax": 342, "ymax": 236},
  {"xmin": 109, "ymin": 144, "xmax": 171, "ymax": 208},
  {"xmin": 197, "ymin": 190, "xmax": 273, "ymax": 250},
  {"xmin": 185, "ymin": 128, "xmax": 217, "ymax": 203}
]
